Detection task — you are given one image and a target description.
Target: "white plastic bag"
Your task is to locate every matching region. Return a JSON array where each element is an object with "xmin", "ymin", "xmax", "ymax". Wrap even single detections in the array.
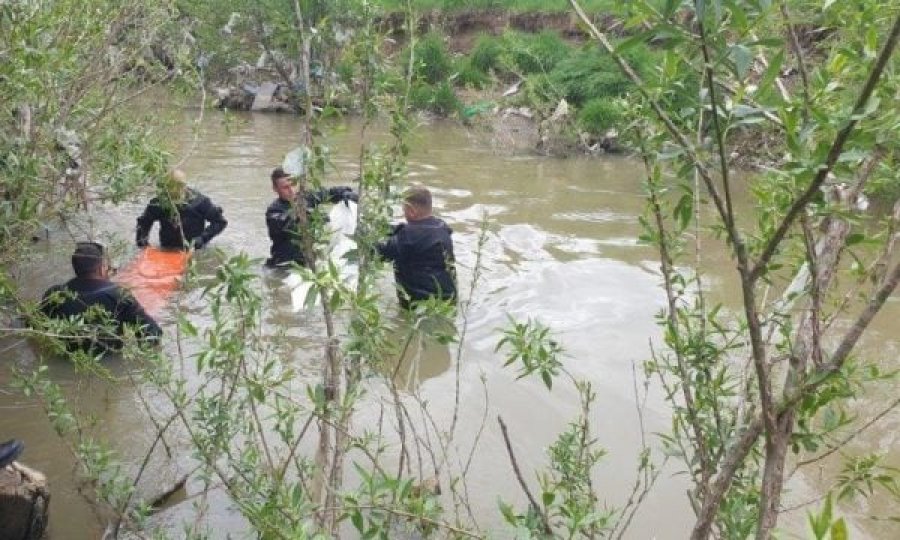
[{"xmin": 284, "ymin": 200, "xmax": 358, "ymax": 312}]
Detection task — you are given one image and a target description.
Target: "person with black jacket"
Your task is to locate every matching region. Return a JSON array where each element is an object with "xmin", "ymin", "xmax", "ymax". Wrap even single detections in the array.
[
  {"xmin": 136, "ymin": 169, "xmax": 227, "ymax": 250},
  {"xmin": 265, "ymin": 167, "xmax": 357, "ymax": 268},
  {"xmin": 377, "ymin": 185, "xmax": 457, "ymax": 309},
  {"xmin": 40, "ymin": 242, "xmax": 162, "ymax": 352}
]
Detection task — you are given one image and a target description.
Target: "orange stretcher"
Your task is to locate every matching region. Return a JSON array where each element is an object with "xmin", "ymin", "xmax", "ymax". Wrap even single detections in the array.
[{"xmin": 114, "ymin": 247, "xmax": 191, "ymax": 318}]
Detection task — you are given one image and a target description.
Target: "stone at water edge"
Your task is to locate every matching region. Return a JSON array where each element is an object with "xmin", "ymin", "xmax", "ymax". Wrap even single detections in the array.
[{"xmin": 0, "ymin": 462, "xmax": 50, "ymax": 540}]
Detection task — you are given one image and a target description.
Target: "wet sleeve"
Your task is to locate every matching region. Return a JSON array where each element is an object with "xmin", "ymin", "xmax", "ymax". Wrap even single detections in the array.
[
  {"xmin": 265, "ymin": 205, "xmax": 283, "ymax": 242},
  {"xmin": 199, "ymin": 198, "xmax": 227, "ymax": 244},
  {"xmin": 136, "ymin": 201, "xmax": 161, "ymax": 247},
  {"xmin": 305, "ymin": 188, "xmax": 329, "ymax": 208},
  {"xmin": 375, "ymin": 224, "xmax": 404, "ymax": 261},
  {"xmin": 116, "ymin": 292, "xmax": 162, "ymax": 339},
  {"xmin": 326, "ymin": 186, "xmax": 357, "ymax": 203}
]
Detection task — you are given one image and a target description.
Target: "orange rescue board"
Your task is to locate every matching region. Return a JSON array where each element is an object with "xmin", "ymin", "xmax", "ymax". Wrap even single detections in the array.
[{"xmin": 114, "ymin": 247, "xmax": 191, "ymax": 318}]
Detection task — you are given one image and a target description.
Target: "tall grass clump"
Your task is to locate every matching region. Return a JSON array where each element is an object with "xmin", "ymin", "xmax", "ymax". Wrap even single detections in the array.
[
  {"xmin": 577, "ymin": 97, "xmax": 624, "ymax": 135},
  {"xmin": 412, "ymin": 32, "xmax": 454, "ymax": 84},
  {"xmin": 549, "ymin": 44, "xmax": 655, "ymax": 106},
  {"xmin": 504, "ymin": 30, "xmax": 570, "ymax": 75},
  {"xmin": 455, "ymin": 57, "xmax": 491, "ymax": 88},
  {"xmin": 410, "ymin": 81, "xmax": 461, "ymax": 115},
  {"xmin": 469, "ymin": 33, "xmax": 505, "ymax": 74}
]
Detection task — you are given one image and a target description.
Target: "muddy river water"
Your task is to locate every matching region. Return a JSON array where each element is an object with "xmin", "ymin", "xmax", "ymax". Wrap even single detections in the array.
[{"xmin": 2, "ymin": 110, "xmax": 899, "ymax": 539}]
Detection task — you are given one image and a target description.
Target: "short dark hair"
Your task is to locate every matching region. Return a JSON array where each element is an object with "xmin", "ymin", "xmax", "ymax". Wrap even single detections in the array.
[
  {"xmin": 403, "ymin": 185, "xmax": 432, "ymax": 212},
  {"xmin": 72, "ymin": 242, "xmax": 105, "ymax": 277},
  {"xmin": 271, "ymin": 167, "xmax": 291, "ymax": 186}
]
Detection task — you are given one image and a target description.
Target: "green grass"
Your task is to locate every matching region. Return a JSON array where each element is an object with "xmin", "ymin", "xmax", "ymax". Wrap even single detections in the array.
[
  {"xmin": 469, "ymin": 33, "xmax": 505, "ymax": 73},
  {"xmin": 577, "ymin": 97, "xmax": 624, "ymax": 135},
  {"xmin": 409, "ymin": 81, "xmax": 462, "ymax": 115},
  {"xmin": 455, "ymin": 57, "xmax": 491, "ymax": 88},
  {"xmin": 374, "ymin": 0, "xmax": 621, "ymax": 13},
  {"xmin": 411, "ymin": 32, "xmax": 454, "ymax": 84},
  {"xmin": 503, "ymin": 30, "xmax": 569, "ymax": 75}
]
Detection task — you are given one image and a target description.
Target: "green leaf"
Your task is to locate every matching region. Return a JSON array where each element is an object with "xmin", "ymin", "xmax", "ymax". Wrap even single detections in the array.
[
  {"xmin": 542, "ymin": 490, "xmax": 556, "ymax": 507},
  {"xmin": 830, "ymin": 518, "xmax": 848, "ymax": 540},
  {"xmin": 758, "ymin": 50, "xmax": 784, "ymax": 97},
  {"xmin": 614, "ymin": 31, "xmax": 652, "ymax": 55},
  {"xmin": 845, "ymin": 233, "xmax": 865, "ymax": 246},
  {"xmin": 499, "ymin": 500, "xmax": 518, "ymax": 525},
  {"xmin": 351, "ymin": 511, "xmax": 364, "ymax": 532},
  {"xmin": 674, "ymin": 193, "xmax": 693, "ymax": 230},
  {"xmin": 729, "ymin": 44, "xmax": 753, "ymax": 80}
]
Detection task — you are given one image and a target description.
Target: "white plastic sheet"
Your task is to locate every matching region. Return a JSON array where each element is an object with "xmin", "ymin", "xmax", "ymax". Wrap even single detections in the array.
[{"xmin": 284, "ymin": 200, "xmax": 358, "ymax": 312}]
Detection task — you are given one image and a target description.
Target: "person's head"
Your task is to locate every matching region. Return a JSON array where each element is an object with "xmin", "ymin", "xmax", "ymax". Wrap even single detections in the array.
[
  {"xmin": 271, "ymin": 167, "xmax": 296, "ymax": 201},
  {"xmin": 402, "ymin": 185, "xmax": 433, "ymax": 221},
  {"xmin": 159, "ymin": 168, "xmax": 188, "ymax": 202},
  {"xmin": 72, "ymin": 242, "xmax": 111, "ymax": 278}
]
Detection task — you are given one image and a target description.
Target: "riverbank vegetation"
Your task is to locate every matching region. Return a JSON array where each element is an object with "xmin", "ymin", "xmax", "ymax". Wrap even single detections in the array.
[
  {"xmin": 5, "ymin": 0, "xmax": 900, "ymax": 539},
  {"xmin": 376, "ymin": 0, "xmax": 621, "ymax": 12}
]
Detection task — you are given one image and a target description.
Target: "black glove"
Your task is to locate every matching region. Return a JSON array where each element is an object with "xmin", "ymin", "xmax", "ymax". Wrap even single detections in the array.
[
  {"xmin": 192, "ymin": 237, "xmax": 207, "ymax": 250},
  {"xmin": 341, "ymin": 188, "xmax": 359, "ymax": 204},
  {"xmin": 136, "ymin": 238, "xmax": 149, "ymax": 248}
]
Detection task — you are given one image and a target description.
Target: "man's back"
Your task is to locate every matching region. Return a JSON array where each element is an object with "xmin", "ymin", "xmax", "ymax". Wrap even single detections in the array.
[
  {"xmin": 41, "ymin": 277, "xmax": 161, "ymax": 351},
  {"xmin": 378, "ymin": 216, "xmax": 457, "ymax": 306},
  {"xmin": 136, "ymin": 188, "xmax": 227, "ymax": 249}
]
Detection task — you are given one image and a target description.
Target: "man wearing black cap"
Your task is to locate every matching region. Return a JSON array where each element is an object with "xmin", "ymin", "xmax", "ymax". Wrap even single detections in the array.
[{"xmin": 40, "ymin": 242, "xmax": 162, "ymax": 351}]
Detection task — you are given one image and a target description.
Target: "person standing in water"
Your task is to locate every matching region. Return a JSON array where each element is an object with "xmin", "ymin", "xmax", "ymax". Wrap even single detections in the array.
[
  {"xmin": 39, "ymin": 242, "xmax": 162, "ymax": 352},
  {"xmin": 377, "ymin": 185, "xmax": 457, "ymax": 309},
  {"xmin": 265, "ymin": 166, "xmax": 357, "ymax": 268},
  {"xmin": 136, "ymin": 169, "xmax": 227, "ymax": 250}
]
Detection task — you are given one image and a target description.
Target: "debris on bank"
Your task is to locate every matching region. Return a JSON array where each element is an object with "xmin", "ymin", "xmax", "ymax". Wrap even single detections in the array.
[{"xmin": 0, "ymin": 461, "xmax": 50, "ymax": 540}]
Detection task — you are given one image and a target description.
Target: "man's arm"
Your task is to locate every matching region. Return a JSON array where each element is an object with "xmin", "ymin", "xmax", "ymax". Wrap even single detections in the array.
[
  {"xmin": 306, "ymin": 186, "xmax": 358, "ymax": 207},
  {"xmin": 135, "ymin": 201, "xmax": 161, "ymax": 247},
  {"xmin": 116, "ymin": 291, "xmax": 162, "ymax": 339},
  {"xmin": 195, "ymin": 198, "xmax": 227, "ymax": 248},
  {"xmin": 375, "ymin": 223, "xmax": 404, "ymax": 261}
]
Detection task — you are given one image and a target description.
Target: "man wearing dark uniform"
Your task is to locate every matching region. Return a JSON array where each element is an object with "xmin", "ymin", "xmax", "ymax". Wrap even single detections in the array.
[
  {"xmin": 136, "ymin": 169, "xmax": 227, "ymax": 250},
  {"xmin": 377, "ymin": 185, "xmax": 456, "ymax": 309},
  {"xmin": 265, "ymin": 166, "xmax": 357, "ymax": 268},
  {"xmin": 40, "ymin": 242, "xmax": 161, "ymax": 352}
]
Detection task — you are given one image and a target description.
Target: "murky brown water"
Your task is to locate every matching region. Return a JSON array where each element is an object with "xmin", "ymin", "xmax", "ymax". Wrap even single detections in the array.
[{"xmin": 3, "ymin": 109, "xmax": 899, "ymax": 539}]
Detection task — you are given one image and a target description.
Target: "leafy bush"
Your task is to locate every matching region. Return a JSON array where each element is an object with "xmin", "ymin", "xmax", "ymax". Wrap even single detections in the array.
[
  {"xmin": 504, "ymin": 30, "xmax": 569, "ymax": 75},
  {"xmin": 469, "ymin": 33, "xmax": 505, "ymax": 74},
  {"xmin": 513, "ymin": 43, "xmax": 657, "ymax": 111},
  {"xmin": 412, "ymin": 33, "xmax": 453, "ymax": 84},
  {"xmin": 520, "ymin": 73, "xmax": 561, "ymax": 111},
  {"xmin": 548, "ymin": 48, "xmax": 632, "ymax": 106},
  {"xmin": 577, "ymin": 98, "xmax": 624, "ymax": 135},
  {"xmin": 335, "ymin": 58, "xmax": 355, "ymax": 86},
  {"xmin": 455, "ymin": 57, "xmax": 490, "ymax": 89},
  {"xmin": 409, "ymin": 81, "xmax": 461, "ymax": 116}
]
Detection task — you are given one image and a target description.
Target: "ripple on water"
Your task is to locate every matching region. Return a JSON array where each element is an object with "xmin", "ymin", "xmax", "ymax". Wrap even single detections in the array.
[
  {"xmin": 467, "ymin": 257, "xmax": 664, "ymax": 352},
  {"xmin": 553, "ymin": 209, "xmax": 638, "ymax": 224}
]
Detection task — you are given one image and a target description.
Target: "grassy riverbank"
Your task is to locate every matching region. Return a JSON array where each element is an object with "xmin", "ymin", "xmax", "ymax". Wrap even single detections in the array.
[{"xmin": 375, "ymin": 0, "xmax": 621, "ymax": 13}]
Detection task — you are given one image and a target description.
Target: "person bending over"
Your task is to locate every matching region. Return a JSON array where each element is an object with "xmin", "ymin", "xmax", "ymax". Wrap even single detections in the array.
[
  {"xmin": 136, "ymin": 169, "xmax": 227, "ymax": 250},
  {"xmin": 40, "ymin": 242, "xmax": 161, "ymax": 352},
  {"xmin": 265, "ymin": 166, "xmax": 357, "ymax": 268},
  {"xmin": 377, "ymin": 185, "xmax": 457, "ymax": 309}
]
